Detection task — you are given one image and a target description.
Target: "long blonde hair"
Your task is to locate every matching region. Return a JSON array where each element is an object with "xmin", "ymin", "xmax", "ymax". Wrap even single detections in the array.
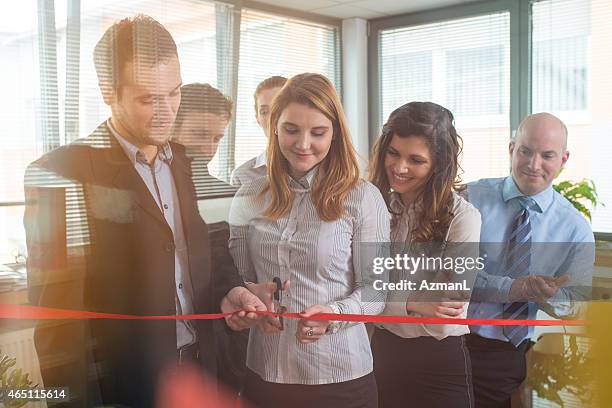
[{"xmin": 262, "ymin": 73, "xmax": 359, "ymax": 221}]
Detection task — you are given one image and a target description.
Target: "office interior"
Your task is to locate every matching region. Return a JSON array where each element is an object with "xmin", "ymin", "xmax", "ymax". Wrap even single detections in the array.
[{"xmin": 0, "ymin": 0, "xmax": 611, "ymax": 406}]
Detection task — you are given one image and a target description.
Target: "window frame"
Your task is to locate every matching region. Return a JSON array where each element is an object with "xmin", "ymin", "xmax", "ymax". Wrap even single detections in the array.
[
  {"xmin": 0, "ymin": 0, "xmax": 342, "ymax": 206},
  {"xmin": 0, "ymin": 0, "xmax": 344, "ymax": 271},
  {"xmin": 368, "ymin": 0, "xmax": 610, "ymax": 238},
  {"xmin": 220, "ymin": 1, "xmax": 342, "ymax": 190},
  {"xmin": 368, "ymin": 0, "xmax": 523, "ymax": 147}
]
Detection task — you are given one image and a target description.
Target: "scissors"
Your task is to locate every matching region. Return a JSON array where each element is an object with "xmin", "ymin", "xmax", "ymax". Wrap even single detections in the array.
[{"xmin": 272, "ymin": 277, "xmax": 286, "ymax": 330}]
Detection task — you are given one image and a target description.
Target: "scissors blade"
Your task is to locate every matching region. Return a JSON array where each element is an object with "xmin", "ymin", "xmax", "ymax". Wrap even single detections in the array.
[{"xmin": 272, "ymin": 277, "xmax": 284, "ymax": 330}]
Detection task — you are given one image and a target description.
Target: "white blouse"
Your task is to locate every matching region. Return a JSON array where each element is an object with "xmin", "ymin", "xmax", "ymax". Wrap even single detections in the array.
[
  {"xmin": 377, "ymin": 191, "xmax": 481, "ymax": 340},
  {"xmin": 229, "ymin": 167, "xmax": 390, "ymax": 384}
]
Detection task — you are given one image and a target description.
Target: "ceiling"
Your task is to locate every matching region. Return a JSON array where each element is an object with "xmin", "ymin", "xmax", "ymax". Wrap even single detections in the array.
[{"xmin": 250, "ymin": 0, "xmax": 482, "ymax": 20}]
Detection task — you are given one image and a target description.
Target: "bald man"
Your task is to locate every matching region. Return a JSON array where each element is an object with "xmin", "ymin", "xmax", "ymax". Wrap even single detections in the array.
[{"xmin": 464, "ymin": 113, "xmax": 594, "ymax": 407}]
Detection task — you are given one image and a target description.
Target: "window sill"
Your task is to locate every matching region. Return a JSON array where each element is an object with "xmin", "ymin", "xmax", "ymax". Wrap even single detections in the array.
[{"xmin": 0, "ymin": 288, "xmax": 28, "ymax": 305}]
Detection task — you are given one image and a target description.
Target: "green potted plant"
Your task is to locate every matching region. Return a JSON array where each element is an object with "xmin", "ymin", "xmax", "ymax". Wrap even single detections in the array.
[
  {"xmin": 0, "ymin": 350, "xmax": 36, "ymax": 408},
  {"xmin": 528, "ymin": 334, "xmax": 592, "ymax": 407},
  {"xmin": 527, "ymin": 176, "xmax": 602, "ymax": 406},
  {"xmin": 553, "ymin": 177, "xmax": 603, "ymax": 221}
]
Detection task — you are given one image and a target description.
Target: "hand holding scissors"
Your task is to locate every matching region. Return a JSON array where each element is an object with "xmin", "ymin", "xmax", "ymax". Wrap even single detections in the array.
[{"xmin": 246, "ymin": 278, "xmax": 289, "ymax": 333}]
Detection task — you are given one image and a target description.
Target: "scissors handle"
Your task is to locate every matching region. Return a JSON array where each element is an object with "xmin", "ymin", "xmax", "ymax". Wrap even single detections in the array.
[{"xmin": 273, "ymin": 277, "xmax": 282, "ymax": 301}]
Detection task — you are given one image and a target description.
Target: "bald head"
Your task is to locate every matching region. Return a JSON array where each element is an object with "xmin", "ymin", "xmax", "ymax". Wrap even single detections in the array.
[
  {"xmin": 510, "ymin": 112, "xmax": 570, "ymax": 196},
  {"xmin": 515, "ymin": 112, "xmax": 568, "ymax": 150}
]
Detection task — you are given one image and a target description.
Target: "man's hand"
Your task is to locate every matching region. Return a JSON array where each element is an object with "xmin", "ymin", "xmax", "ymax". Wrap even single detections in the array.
[
  {"xmin": 296, "ymin": 305, "xmax": 334, "ymax": 344},
  {"xmin": 246, "ymin": 280, "xmax": 290, "ymax": 333},
  {"xmin": 508, "ymin": 275, "xmax": 569, "ymax": 302},
  {"xmin": 406, "ymin": 300, "xmax": 466, "ymax": 318},
  {"xmin": 221, "ymin": 286, "xmax": 266, "ymax": 331}
]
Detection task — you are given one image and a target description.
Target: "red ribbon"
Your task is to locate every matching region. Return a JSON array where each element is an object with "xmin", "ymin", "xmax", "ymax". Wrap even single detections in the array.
[{"xmin": 0, "ymin": 304, "xmax": 587, "ymax": 326}]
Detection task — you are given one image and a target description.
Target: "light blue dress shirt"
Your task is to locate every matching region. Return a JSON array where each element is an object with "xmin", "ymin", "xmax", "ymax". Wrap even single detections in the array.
[{"xmin": 466, "ymin": 176, "xmax": 594, "ymax": 343}]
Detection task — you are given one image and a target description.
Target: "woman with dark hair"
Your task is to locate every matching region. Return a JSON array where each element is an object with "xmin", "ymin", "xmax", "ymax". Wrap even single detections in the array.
[
  {"xmin": 369, "ymin": 102, "xmax": 481, "ymax": 408},
  {"xmin": 228, "ymin": 73, "xmax": 390, "ymax": 408}
]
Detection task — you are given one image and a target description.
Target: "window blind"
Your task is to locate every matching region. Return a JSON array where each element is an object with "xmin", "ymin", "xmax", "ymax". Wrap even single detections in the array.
[
  {"xmin": 0, "ymin": 1, "xmax": 44, "ymax": 206},
  {"xmin": 77, "ymin": 0, "xmax": 237, "ymax": 198},
  {"xmin": 378, "ymin": 12, "xmax": 511, "ymax": 184},
  {"xmin": 0, "ymin": 1, "xmax": 43, "ymax": 264},
  {"xmin": 532, "ymin": 0, "xmax": 612, "ymax": 233},
  {"xmin": 231, "ymin": 8, "xmax": 340, "ymax": 170},
  {"xmin": 2, "ymin": 0, "xmax": 240, "ymax": 264},
  {"xmin": 0, "ymin": 0, "xmax": 343, "ymax": 267}
]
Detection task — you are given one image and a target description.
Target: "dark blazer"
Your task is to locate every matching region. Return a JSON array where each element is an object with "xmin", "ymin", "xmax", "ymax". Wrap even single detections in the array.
[{"xmin": 24, "ymin": 122, "xmax": 242, "ymax": 407}]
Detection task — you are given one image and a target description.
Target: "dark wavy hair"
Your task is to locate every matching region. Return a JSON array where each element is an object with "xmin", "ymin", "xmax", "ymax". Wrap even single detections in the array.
[{"xmin": 369, "ymin": 102, "xmax": 464, "ymax": 242}]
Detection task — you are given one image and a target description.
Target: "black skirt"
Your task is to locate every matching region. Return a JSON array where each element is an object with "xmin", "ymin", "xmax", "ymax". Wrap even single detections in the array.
[
  {"xmin": 242, "ymin": 368, "xmax": 378, "ymax": 408},
  {"xmin": 371, "ymin": 328, "xmax": 474, "ymax": 408}
]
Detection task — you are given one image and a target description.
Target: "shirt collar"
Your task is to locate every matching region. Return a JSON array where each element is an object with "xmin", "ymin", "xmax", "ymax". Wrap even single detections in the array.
[
  {"xmin": 389, "ymin": 192, "xmax": 405, "ymax": 214},
  {"xmin": 107, "ymin": 119, "xmax": 173, "ymax": 166},
  {"xmin": 389, "ymin": 191, "xmax": 422, "ymax": 215},
  {"xmin": 502, "ymin": 175, "xmax": 553, "ymax": 213},
  {"xmin": 254, "ymin": 151, "xmax": 267, "ymax": 168},
  {"xmin": 288, "ymin": 165, "xmax": 319, "ymax": 191}
]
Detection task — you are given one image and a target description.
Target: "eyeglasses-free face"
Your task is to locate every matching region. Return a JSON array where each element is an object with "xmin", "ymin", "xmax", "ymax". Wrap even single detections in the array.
[
  {"xmin": 276, "ymin": 102, "xmax": 333, "ymax": 180},
  {"xmin": 256, "ymin": 86, "xmax": 283, "ymax": 137},
  {"xmin": 384, "ymin": 133, "xmax": 433, "ymax": 204}
]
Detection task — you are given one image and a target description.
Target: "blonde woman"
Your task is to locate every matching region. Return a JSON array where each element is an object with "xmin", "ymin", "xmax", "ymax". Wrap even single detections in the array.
[{"xmin": 229, "ymin": 73, "xmax": 390, "ymax": 408}]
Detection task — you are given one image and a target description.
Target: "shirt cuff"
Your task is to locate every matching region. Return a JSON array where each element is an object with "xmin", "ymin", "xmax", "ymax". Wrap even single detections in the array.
[
  {"xmin": 325, "ymin": 302, "xmax": 342, "ymax": 334},
  {"xmin": 478, "ymin": 274, "xmax": 513, "ymax": 303},
  {"xmin": 386, "ymin": 300, "xmax": 410, "ymax": 317}
]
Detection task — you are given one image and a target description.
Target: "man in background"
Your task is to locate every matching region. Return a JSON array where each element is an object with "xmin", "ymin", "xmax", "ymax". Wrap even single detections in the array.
[
  {"xmin": 173, "ymin": 83, "xmax": 232, "ymax": 161},
  {"xmin": 465, "ymin": 112, "xmax": 594, "ymax": 407},
  {"xmin": 173, "ymin": 83, "xmax": 248, "ymax": 395}
]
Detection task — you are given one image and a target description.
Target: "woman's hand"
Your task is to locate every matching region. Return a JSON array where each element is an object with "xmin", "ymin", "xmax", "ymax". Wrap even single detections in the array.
[
  {"xmin": 296, "ymin": 305, "xmax": 334, "ymax": 344},
  {"xmin": 406, "ymin": 300, "xmax": 465, "ymax": 318}
]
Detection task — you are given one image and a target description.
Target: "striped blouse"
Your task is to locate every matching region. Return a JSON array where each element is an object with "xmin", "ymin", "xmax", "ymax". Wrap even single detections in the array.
[{"xmin": 228, "ymin": 166, "xmax": 390, "ymax": 384}]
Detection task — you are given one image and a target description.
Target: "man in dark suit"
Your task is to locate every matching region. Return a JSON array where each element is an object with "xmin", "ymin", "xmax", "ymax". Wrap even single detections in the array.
[{"xmin": 24, "ymin": 15, "xmax": 264, "ymax": 407}]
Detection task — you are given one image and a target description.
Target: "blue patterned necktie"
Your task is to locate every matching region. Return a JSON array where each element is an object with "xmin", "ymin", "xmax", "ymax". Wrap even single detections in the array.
[{"xmin": 502, "ymin": 197, "xmax": 533, "ymax": 346}]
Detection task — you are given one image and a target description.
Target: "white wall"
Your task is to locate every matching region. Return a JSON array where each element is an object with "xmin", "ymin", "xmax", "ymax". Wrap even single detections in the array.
[
  {"xmin": 198, "ymin": 197, "xmax": 234, "ymax": 223},
  {"xmin": 342, "ymin": 18, "xmax": 370, "ymax": 174}
]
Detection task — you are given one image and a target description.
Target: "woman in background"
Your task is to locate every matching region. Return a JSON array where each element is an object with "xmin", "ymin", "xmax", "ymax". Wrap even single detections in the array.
[
  {"xmin": 370, "ymin": 102, "xmax": 481, "ymax": 408},
  {"xmin": 231, "ymin": 75, "xmax": 287, "ymax": 186},
  {"xmin": 229, "ymin": 73, "xmax": 390, "ymax": 408}
]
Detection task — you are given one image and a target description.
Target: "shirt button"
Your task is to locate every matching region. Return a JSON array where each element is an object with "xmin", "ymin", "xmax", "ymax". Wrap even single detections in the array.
[
  {"xmin": 178, "ymin": 283, "xmax": 183, "ymax": 289},
  {"xmin": 165, "ymin": 242, "xmax": 175, "ymax": 252},
  {"xmin": 164, "ymin": 204, "xmax": 169, "ymax": 209}
]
